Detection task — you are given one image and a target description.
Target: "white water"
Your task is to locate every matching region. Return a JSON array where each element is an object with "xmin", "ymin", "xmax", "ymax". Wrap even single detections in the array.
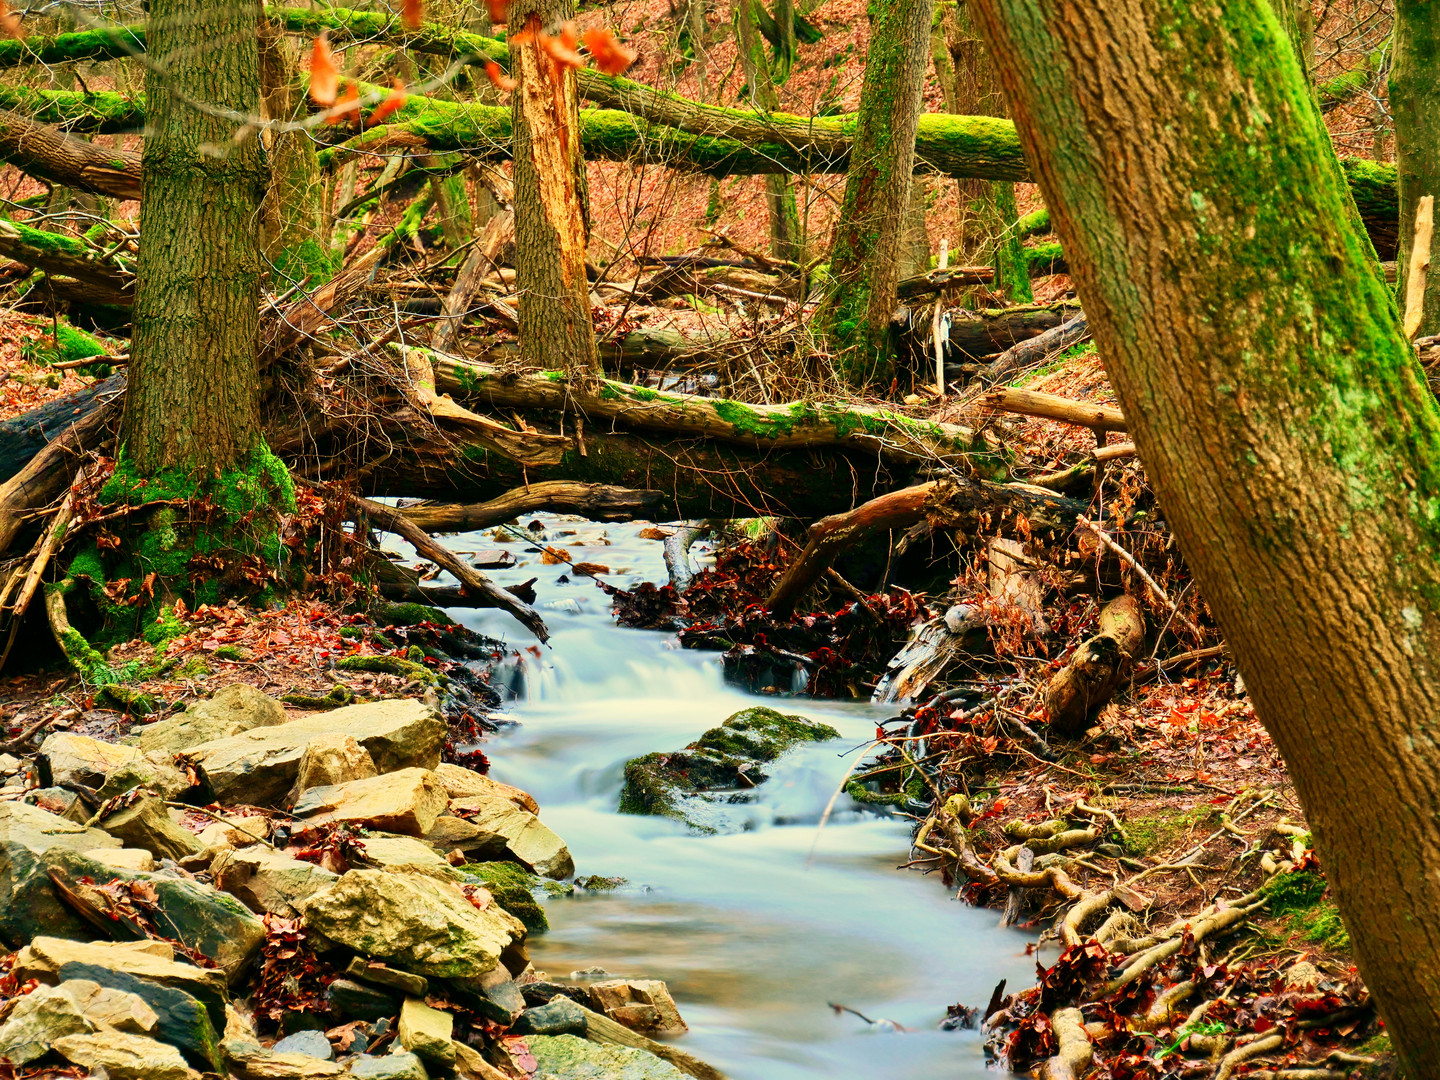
[{"xmin": 410, "ymin": 517, "xmax": 1037, "ymax": 1079}]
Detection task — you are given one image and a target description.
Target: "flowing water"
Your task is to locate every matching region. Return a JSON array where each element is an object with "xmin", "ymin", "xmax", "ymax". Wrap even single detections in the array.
[{"xmin": 406, "ymin": 516, "xmax": 1037, "ymax": 1079}]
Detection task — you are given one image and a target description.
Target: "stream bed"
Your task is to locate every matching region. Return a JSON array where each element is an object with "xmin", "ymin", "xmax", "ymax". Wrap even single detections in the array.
[{"xmin": 410, "ymin": 516, "xmax": 1038, "ymax": 1079}]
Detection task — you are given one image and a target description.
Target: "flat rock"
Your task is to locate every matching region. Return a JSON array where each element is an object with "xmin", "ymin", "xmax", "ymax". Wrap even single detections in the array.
[
  {"xmin": 467, "ymin": 966, "xmax": 525, "ymax": 1026},
  {"xmin": 586, "ymin": 979, "xmax": 686, "ymax": 1035},
  {"xmin": 326, "ymin": 979, "xmax": 399, "ymax": 1023},
  {"xmin": 223, "ymin": 1040, "xmax": 346, "ymax": 1078},
  {"xmin": 138, "ymin": 684, "xmax": 288, "ymax": 756},
  {"xmin": 398, "ymin": 997, "xmax": 455, "ymax": 1067},
  {"xmin": 95, "ymin": 756, "xmax": 195, "ymax": 801},
  {"xmin": 59, "ymin": 977, "xmax": 159, "ymax": 1034},
  {"xmin": 446, "ymin": 796, "xmax": 574, "ymax": 879},
  {"xmin": 350, "ymin": 1051, "xmax": 430, "ymax": 1079},
  {"xmin": 524, "ymin": 1034, "xmax": 686, "ymax": 1079},
  {"xmin": 292, "ymin": 768, "xmax": 448, "ymax": 837},
  {"xmin": 211, "ymin": 846, "xmax": 337, "ymax": 918},
  {"xmin": 36, "ymin": 731, "xmax": 141, "ymax": 787},
  {"xmin": 0, "ymin": 802, "xmax": 122, "ymax": 946},
  {"xmin": 513, "ymin": 997, "xmax": 587, "ymax": 1038},
  {"xmin": 86, "ymin": 846, "xmax": 158, "ymax": 872},
  {"xmin": 53, "ymin": 1030, "xmax": 198, "ymax": 1080},
  {"xmin": 297, "ymin": 869, "xmax": 525, "ymax": 981},
  {"xmin": 187, "ymin": 699, "xmax": 446, "ymax": 806},
  {"xmin": 95, "ymin": 792, "xmax": 207, "ymax": 861},
  {"xmin": 0, "ymin": 983, "xmax": 95, "ymax": 1064},
  {"xmin": 273, "ymin": 1029, "xmax": 334, "ymax": 1060},
  {"xmin": 58, "ymin": 960, "xmax": 223, "ymax": 1072},
  {"xmin": 434, "ymin": 764, "xmax": 539, "ymax": 814},
  {"xmin": 361, "ymin": 834, "xmax": 454, "ymax": 872},
  {"xmin": 346, "ymin": 958, "xmax": 428, "ymax": 998},
  {"xmin": 288, "ymin": 733, "xmax": 378, "ymax": 798},
  {"xmin": 16, "ymin": 938, "xmax": 228, "ymax": 1028}
]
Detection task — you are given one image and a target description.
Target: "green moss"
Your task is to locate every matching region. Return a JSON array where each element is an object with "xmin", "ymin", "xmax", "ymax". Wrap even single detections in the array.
[
  {"xmin": 692, "ymin": 706, "xmax": 840, "ymax": 760},
  {"xmin": 335, "ymin": 654, "xmax": 437, "ymax": 684},
  {"xmin": 270, "ymin": 236, "xmax": 340, "ymax": 285},
  {"xmin": 1261, "ymin": 869, "xmax": 1328, "ymax": 914},
  {"xmin": 459, "ymin": 862, "xmax": 549, "ymax": 932},
  {"xmin": 176, "ymin": 656, "xmax": 211, "ymax": 679},
  {"xmin": 618, "ymin": 754, "xmax": 684, "ymax": 820},
  {"xmin": 213, "ymin": 645, "xmax": 245, "ymax": 661},
  {"xmin": 1122, "ymin": 805, "xmax": 1211, "ymax": 855},
  {"xmin": 369, "ymin": 600, "xmax": 456, "ymax": 628},
  {"xmin": 282, "ymin": 683, "xmax": 356, "ymax": 709},
  {"xmin": 100, "ymin": 442, "xmax": 296, "ymax": 519},
  {"xmin": 141, "ymin": 602, "xmax": 186, "ymax": 649},
  {"xmin": 1261, "ymin": 869, "xmax": 1351, "ymax": 950}
]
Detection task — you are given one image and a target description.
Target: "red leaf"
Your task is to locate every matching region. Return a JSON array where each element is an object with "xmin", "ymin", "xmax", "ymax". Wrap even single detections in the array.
[
  {"xmin": 582, "ymin": 27, "xmax": 637, "ymax": 76},
  {"xmin": 485, "ymin": 0, "xmax": 509, "ymax": 23},
  {"xmin": 402, "ymin": 0, "xmax": 423, "ymax": 30},
  {"xmin": 484, "ymin": 60, "xmax": 517, "ymax": 92},
  {"xmin": 326, "ymin": 82, "xmax": 361, "ymax": 125},
  {"xmin": 368, "ymin": 78, "xmax": 408, "ymax": 126},
  {"xmin": 0, "ymin": 2, "xmax": 21, "ymax": 40},
  {"xmin": 541, "ymin": 24, "xmax": 585, "ymax": 70},
  {"xmin": 309, "ymin": 35, "xmax": 339, "ymax": 105}
]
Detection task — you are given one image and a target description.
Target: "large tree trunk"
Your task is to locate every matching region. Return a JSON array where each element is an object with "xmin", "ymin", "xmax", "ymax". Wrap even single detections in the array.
[
  {"xmin": 122, "ymin": 0, "xmax": 269, "ymax": 474},
  {"xmin": 970, "ymin": 0, "xmax": 1440, "ymax": 1068},
  {"xmin": 824, "ymin": 0, "xmax": 936, "ymax": 385},
  {"xmin": 509, "ymin": 0, "xmax": 599, "ymax": 373},
  {"xmin": 1392, "ymin": 0, "xmax": 1440, "ymax": 338}
]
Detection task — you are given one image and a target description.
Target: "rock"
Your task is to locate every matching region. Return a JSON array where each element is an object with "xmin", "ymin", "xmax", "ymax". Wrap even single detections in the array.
[
  {"xmin": 57, "ymin": 961, "xmax": 223, "ymax": 1072},
  {"xmin": 346, "ymin": 957, "xmax": 429, "ymax": 998},
  {"xmin": 273, "ymin": 1029, "xmax": 334, "ymax": 1059},
  {"xmin": 210, "ymin": 847, "xmax": 338, "ymax": 918},
  {"xmin": 53, "ymin": 1030, "xmax": 198, "ymax": 1080},
  {"xmin": 223, "ymin": 1040, "xmax": 346, "ymax": 1078},
  {"xmin": 619, "ymin": 706, "xmax": 841, "ymax": 834},
  {"xmin": 0, "ymin": 752, "xmax": 19, "ymax": 773},
  {"xmin": 512, "ymin": 997, "xmax": 587, "ymax": 1038},
  {"xmin": 95, "ymin": 757, "xmax": 196, "ymax": 802},
  {"xmin": 327, "ymin": 979, "xmax": 399, "ymax": 1023},
  {"xmin": 45, "ymin": 849, "xmax": 265, "ymax": 982},
  {"xmin": 349, "ymin": 1051, "xmax": 430, "ymax": 1079},
  {"xmin": 457, "ymin": 862, "xmax": 550, "ymax": 933},
  {"xmin": 86, "ymin": 846, "xmax": 158, "ymax": 872},
  {"xmin": 0, "ymin": 802, "xmax": 122, "ymax": 946},
  {"xmin": 138, "ymin": 684, "xmax": 288, "ymax": 755},
  {"xmin": 225, "ymin": 1003, "xmax": 259, "ymax": 1044},
  {"xmin": 520, "ymin": 981, "xmax": 590, "ymax": 1007},
  {"xmin": 453, "ymin": 1039, "xmax": 510, "ymax": 1080},
  {"xmin": 187, "ymin": 699, "xmax": 446, "ymax": 806},
  {"xmin": 292, "ymin": 769, "xmax": 449, "ymax": 837},
  {"xmin": 445, "ymin": 797, "xmax": 574, "ymax": 879},
  {"xmin": 398, "ymin": 997, "xmax": 455, "ymax": 1067},
  {"xmin": 297, "ymin": 869, "xmax": 526, "ymax": 981},
  {"xmin": 194, "ymin": 812, "xmax": 270, "ymax": 849},
  {"xmin": 361, "ymin": 835, "xmax": 455, "ymax": 873},
  {"xmin": 524, "ymin": 1034, "xmax": 686, "ymax": 1079},
  {"xmin": 25, "ymin": 786, "xmax": 87, "ymax": 822},
  {"xmin": 36, "ymin": 732, "xmax": 141, "ymax": 787},
  {"xmin": 0, "ymin": 983, "xmax": 95, "ymax": 1064},
  {"xmin": 434, "ymin": 764, "xmax": 540, "ymax": 814},
  {"xmin": 59, "ymin": 977, "xmax": 159, "ymax": 1034},
  {"xmin": 1283, "ymin": 960, "xmax": 1324, "ymax": 991},
  {"xmin": 94, "ymin": 793, "xmax": 208, "ymax": 861},
  {"xmin": 586, "ymin": 979, "xmax": 686, "ymax": 1035},
  {"xmin": 288, "ymin": 733, "xmax": 378, "ymax": 800}
]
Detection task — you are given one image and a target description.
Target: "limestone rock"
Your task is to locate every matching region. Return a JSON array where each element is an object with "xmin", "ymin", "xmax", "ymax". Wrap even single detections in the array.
[
  {"xmin": 453, "ymin": 1039, "xmax": 510, "ymax": 1080},
  {"xmin": 195, "ymin": 812, "xmax": 270, "ymax": 849},
  {"xmin": 297, "ymin": 869, "xmax": 525, "ymax": 981},
  {"xmin": 586, "ymin": 979, "xmax": 687, "ymax": 1035},
  {"xmin": 0, "ymin": 802, "xmax": 122, "ymax": 947},
  {"xmin": 345, "ymin": 958, "xmax": 428, "ymax": 998},
  {"xmin": 361, "ymin": 834, "xmax": 454, "ymax": 873},
  {"xmin": 273, "ymin": 1029, "xmax": 334, "ymax": 1059},
  {"xmin": 327, "ymin": 979, "xmax": 399, "ymax": 1023},
  {"xmin": 434, "ymin": 764, "xmax": 539, "ymax": 814},
  {"xmin": 95, "ymin": 793, "xmax": 207, "ymax": 861},
  {"xmin": 57, "ymin": 961, "xmax": 223, "ymax": 1072},
  {"xmin": 210, "ymin": 847, "xmax": 338, "ymax": 918},
  {"xmin": 469, "ymin": 966, "xmax": 525, "ymax": 1026},
  {"xmin": 36, "ymin": 731, "xmax": 141, "ymax": 787},
  {"xmin": 95, "ymin": 756, "xmax": 195, "ymax": 801},
  {"xmin": 445, "ymin": 796, "xmax": 574, "ymax": 879},
  {"xmin": 138, "ymin": 684, "xmax": 288, "ymax": 756},
  {"xmin": 350, "ymin": 1051, "xmax": 430, "ymax": 1079},
  {"xmin": 86, "ymin": 846, "xmax": 157, "ymax": 872},
  {"xmin": 0, "ymin": 983, "xmax": 95, "ymax": 1064},
  {"xmin": 53, "ymin": 1030, "xmax": 198, "ymax": 1080},
  {"xmin": 524, "ymin": 1034, "xmax": 686, "ymax": 1079},
  {"xmin": 513, "ymin": 997, "xmax": 587, "ymax": 1038},
  {"xmin": 59, "ymin": 977, "xmax": 159, "ymax": 1034},
  {"xmin": 292, "ymin": 768, "xmax": 449, "ymax": 837},
  {"xmin": 187, "ymin": 699, "xmax": 446, "ymax": 806},
  {"xmin": 224, "ymin": 1039, "xmax": 346, "ymax": 1079},
  {"xmin": 288, "ymin": 733, "xmax": 378, "ymax": 801},
  {"xmin": 398, "ymin": 997, "xmax": 455, "ymax": 1067}
]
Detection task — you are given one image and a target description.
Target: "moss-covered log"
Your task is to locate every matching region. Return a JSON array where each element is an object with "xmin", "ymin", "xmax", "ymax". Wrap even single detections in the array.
[
  {"xmin": 0, "ymin": 217, "xmax": 133, "ymax": 304},
  {"xmin": 0, "ymin": 107, "xmax": 140, "ymax": 199}
]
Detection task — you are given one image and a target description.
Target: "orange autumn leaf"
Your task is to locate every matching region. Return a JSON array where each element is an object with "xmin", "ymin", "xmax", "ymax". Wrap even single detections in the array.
[
  {"xmin": 540, "ymin": 26, "xmax": 584, "ymax": 71},
  {"xmin": 402, "ymin": 0, "xmax": 423, "ymax": 30},
  {"xmin": 510, "ymin": 28, "xmax": 535, "ymax": 46},
  {"xmin": 368, "ymin": 78, "xmax": 408, "ymax": 126},
  {"xmin": 326, "ymin": 81, "xmax": 361, "ymax": 125},
  {"xmin": 309, "ymin": 35, "xmax": 339, "ymax": 105},
  {"xmin": 0, "ymin": 2, "xmax": 21, "ymax": 40},
  {"xmin": 582, "ymin": 27, "xmax": 637, "ymax": 76},
  {"xmin": 485, "ymin": 0, "xmax": 509, "ymax": 23},
  {"xmin": 484, "ymin": 60, "xmax": 517, "ymax": 92}
]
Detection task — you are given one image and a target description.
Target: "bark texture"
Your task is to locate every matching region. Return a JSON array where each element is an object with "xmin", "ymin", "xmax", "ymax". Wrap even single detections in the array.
[
  {"xmin": 736, "ymin": 0, "xmax": 802, "ymax": 261},
  {"xmin": 969, "ymin": 0, "xmax": 1440, "ymax": 1067},
  {"xmin": 1391, "ymin": 0, "xmax": 1440, "ymax": 337},
  {"xmin": 122, "ymin": 0, "xmax": 269, "ymax": 473}
]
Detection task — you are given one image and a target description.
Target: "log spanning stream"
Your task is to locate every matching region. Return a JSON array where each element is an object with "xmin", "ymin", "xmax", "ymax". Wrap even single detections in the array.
[{"xmin": 408, "ymin": 516, "xmax": 1037, "ymax": 1079}]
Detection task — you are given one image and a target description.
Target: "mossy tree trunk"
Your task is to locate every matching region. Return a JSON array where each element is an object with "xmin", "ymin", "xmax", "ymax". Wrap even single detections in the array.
[
  {"xmin": 509, "ymin": 0, "xmax": 599, "ymax": 373},
  {"xmin": 970, "ymin": 0, "xmax": 1440, "ymax": 1069},
  {"xmin": 825, "ymin": 0, "xmax": 937, "ymax": 385},
  {"xmin": 1392, "ymin": 0, "xmax": 1440, "ymax": 337},
  {"xmin": 122, "ymin": 0, "xmax": 269, "ymax": 474},
  {"xmin": 736, "ymin": 0, "xmax": 801, "ymax": 261}
]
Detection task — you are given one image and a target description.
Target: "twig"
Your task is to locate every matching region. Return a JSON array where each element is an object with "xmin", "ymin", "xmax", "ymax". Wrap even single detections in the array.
[
  {"xmin": 164, "ymin": 801, "xmax": 277, "ymax": 850},
  {"xmin": 0, "ymin": 709, "xmax": 68, "ymax": 753},
  {"xmin": 1077, "ymin": 516, "xmax": 1203, "ymax": 638}
]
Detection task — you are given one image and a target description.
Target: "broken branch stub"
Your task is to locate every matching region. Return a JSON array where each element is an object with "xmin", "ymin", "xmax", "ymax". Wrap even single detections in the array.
[{"xmin": 1044, "ymin": 594, "xmax": 1145, "ymax": 738}]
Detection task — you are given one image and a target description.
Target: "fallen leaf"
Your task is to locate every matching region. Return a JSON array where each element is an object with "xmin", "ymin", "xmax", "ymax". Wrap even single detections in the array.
[
  {"xmin": 582, "ymin": 27, "xmax": 637, "ymax": 76},
  {"xmin": 638, "ymin": 527, "xmax": 670, "ymax": 541},
  {"xmin": 326, "ymin": 82, "xmax": 361, "ymax": 125},
  {"xmin": 484, "ymin": 60, "xmax": 517, "ymax": 92},
  {"xmin": 0, "ymin": 2, "xmax": 21, "ymax": 39},
  {"xmin": 309, "ymin": 35, "xmax": 339, "ymax": 105}
]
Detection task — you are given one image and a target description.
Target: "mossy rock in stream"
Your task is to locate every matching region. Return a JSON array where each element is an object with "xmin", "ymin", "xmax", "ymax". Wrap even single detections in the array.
[
  {"xmin": 457, "ymin": 861, "xmax": 570, "ymax": 933},
  {"xmin": 619, "ymin": 707, "xmax": 840, "ymax": 834}
]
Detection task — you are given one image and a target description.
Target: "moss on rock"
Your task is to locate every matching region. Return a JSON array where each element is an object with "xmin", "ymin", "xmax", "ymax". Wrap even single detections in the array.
[{"xmin": 459, "ymin": 861, "xmax": 550, "ymax": 933}]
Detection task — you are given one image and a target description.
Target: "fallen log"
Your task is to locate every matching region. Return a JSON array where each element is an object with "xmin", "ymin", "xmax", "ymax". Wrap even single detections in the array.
[
  {"xmin": 0, "ymin": 372, "xmax": 124, "ymax": 484},
  {"xmin": 981, "ymin": 387, "xmax": 1126, "ymax": 431},
  {"xmin": 979, "ymin": 311, "xmax": 1090, "ymax": 383},
  {"xmin": 0, "ymin": 218, "xmax": 133, "ymax": 305},
  {"xmin": 0, "ymin": 106, "xmax": 140, "ymax": 200},
  {"xmin": 398, "ymin": 481, "xmax": 664, "ymax": 531},
  {"xmin": 946, "ymin": 302, "xmax": 1084, "ymax": 365},
  {"xmin": 1044, "ymin": 594, "xmax": 1145, "ymax": 738}
]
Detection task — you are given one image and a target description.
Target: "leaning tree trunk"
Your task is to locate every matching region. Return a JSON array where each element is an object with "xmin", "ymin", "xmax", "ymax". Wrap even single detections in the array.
[
  {"xmin": 736, "ymin": 0, "xmax": 801, "ymax": 261},
  {"xmin": 509, "ymin": 0, "xmax": 600, "ymax": 373},
  {"xmin": 970, "ymin": 0, "xmax": 1440, "ymax": 1069},
  {"xmin": 1392, "ymin": 0, "xmax": 1440, "ymax": 337},
  {"xmin": 824, "ymin": 0, "xmax": 936, "ymax": 385},
  {"xmin": 123, "ymin": 0, "xmax": 269, "ymax": 473}
]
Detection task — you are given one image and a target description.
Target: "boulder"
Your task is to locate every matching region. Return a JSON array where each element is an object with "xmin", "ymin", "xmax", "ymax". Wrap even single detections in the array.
[
  {"xmin": 94, "ymin": 793, "xmax": 208, "ymax": 861},
  {"xmin": 210, "ymin": 847, "xmax": 338, "ymax": 918},
  {"xmin": 273, "ymin": 1029, "xmax": 334, "ymax": 1059},
  {"xmin": 619, "ymin": 707, "xmax": 840, "ymax": 834},
  {"xmin": 360, "ymin": 835, "xmax": 454, "ymax": 873},
  {"xmin": 512, "ymin": 997, "xmax": 587, "ymax": 1038},
  {"xmin": 186, "ymin": 699, "xmax": 446, "ymax": 806},
  {"xmin": 445, "ymin": 797, "xmax": 574, "ymax": 879},
  {"xmin": 57, "ymin": 961, "xmax": 223, "ymax": 1072},
  {"xmin": 35, "ymin": 732, "xmax": 141, "ymax": 787},
  {"xmin": 586, "ymin": 980, "xmax": 687, "ymax": 1035},
  {"xmin": 0, "ymin": 983, "xmax": 95, "ymax": 1064},
  {"xmin": 86, "ymin": 846, "xmax": 158, "ymax": 872},
  {"xmin": 350, "ymin": 1051, "xmax": 430, "ymax": 1079},
  {"xmin": 469, "ymin": 967, "xmax": 525, "ymax": 1026},
  {"xmin": 326, "ymin": 979, "xmax": 399, "ymax": 1023},
  {"xmin": 434, "ymin": 764, "xmax": 539, "ymax": 814},
  {"xmin": 0, "ymin": 802, "xmax": 122, "ymax": 946},
  {"xmin": 457, "ymin": 863, "xmax": 551, "ymax": 933},
  {"xmin": 287, "ymin": 733, "xmax": 378, "ymax": 800},
  {"xmin": 95, "ymin": 756, "xmax": 195, "ymax": 801},
  {"xmin": 292, "ymin": 769, "xmax": 449, "ymax": 837},
  {"xmin": 59, "ymin": 977, "xmax": 159, "ymax": 1034},
  {"xmin": 223, "ymin": 1040, "xmax": 346, "ymax": 1078},
  {"xmin": 398, "ymin": 997, "xmax": 455, "ymax": 1067},
  {"xmin": 345, "ymin": 958, "xmax": 428, "ymax": 998},
  {"xmin": 137, "ymin": 684, "xmax": 288, "ymax": 755},
  {"xmin": 453, "ymin": 1039, "xmax": 510, "ymax": 1080},
  {"xmin": 524, "ymin": 1034, "xmax": 686, "ymax": 1079},
  {"xmin": 53, "ymin": 1030, "xmax": 198, "ymax": 1080},
  {"xmin": 194, "ymin": 812, "xmax": 270, "ymax": 849},
  {"xmin": 297, "ymin": 870, "xmax": 525, "ymax": 981}
]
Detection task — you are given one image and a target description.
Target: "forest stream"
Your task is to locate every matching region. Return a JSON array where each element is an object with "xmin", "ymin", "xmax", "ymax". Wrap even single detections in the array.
[{"xmin": 401, "ymin": 515, "xmax": 1039, "ymax": 1079}]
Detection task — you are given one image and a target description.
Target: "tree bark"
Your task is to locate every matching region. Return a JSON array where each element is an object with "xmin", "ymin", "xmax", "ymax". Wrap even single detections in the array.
[
  {"xmin": 122, "ymin": 0, "xmax": 269, "ymax": 474},
  {"xmin": 509, "ymin": 0, "xmax": 599, "ymax": 374},
  {"xmin": 736, "ymin": 0, "xmax": 802, "ymax": 261},
  {"xmin": 824, "ymin": 0, "xmax": 937, "ymax": 384},
  {"xmin": 1392, "ymin": 0, "xmax": 1440, "ymax": 338},
  {"xmin": 970, "ymin": 0, "xmax": 1440, "ymax": 1067},
  {"xmin": 0, "ymin": 107, "xmax": 139, "ymax": 200}
]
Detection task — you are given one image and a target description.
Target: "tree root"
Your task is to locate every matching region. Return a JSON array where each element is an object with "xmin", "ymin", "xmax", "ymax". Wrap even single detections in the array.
[
  {"xmin": 1214, "ymin": 1033, "xmax": 1285, "ymax": 1080},
  {"xmin": 1102, "ymin": 893, "xmax": 1267, "ymax": 993},
  {"xmin": 1035, "ymin": 1007, "xmax": 1093, "ymax": 1080}
]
